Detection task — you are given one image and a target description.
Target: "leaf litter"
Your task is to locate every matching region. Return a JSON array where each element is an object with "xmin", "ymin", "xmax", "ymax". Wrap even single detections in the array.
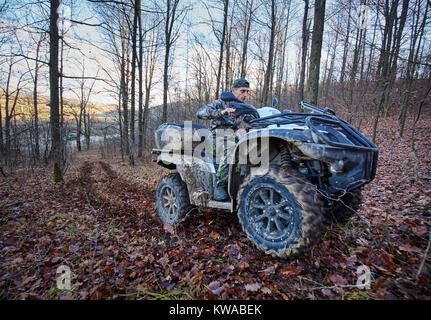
[{"xmin": 0, "ymin": 116, "xmax": 430, "ymax": 300}]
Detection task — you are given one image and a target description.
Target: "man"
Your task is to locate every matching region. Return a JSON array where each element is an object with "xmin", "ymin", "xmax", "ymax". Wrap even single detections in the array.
[{"xmin": 197, "ymin": 78, "xmax": 250, "ymax": 201}]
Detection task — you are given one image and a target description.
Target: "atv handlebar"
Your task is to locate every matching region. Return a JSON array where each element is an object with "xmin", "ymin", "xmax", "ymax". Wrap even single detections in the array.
[{"xmin": 300, "ymin": 101, "xmax": 336, "ymax": 115}]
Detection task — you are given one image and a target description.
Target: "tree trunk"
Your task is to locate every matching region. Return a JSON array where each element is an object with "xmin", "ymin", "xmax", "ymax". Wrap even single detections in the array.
[
  {"xmin": 306, "ymin": 0, "xmax": 326, "ymax": 104},
  {"xmin": 129, "ymin": 0, "xmax": 139, "ymax": 166},
  {"xmin": 216, "ymin": 0, "xmax": 229, "ymax": 99},
  {"xmin": 298, "ymin": 0, "xmax": 309, "ymax": 101},
  {"xmin": 137, "ymin": 0, "xmax": 143, "ymax": 158},
  {"xmin": 224, "ymin": 11, "xmax": 233, "ymax": 92},
  {"xmin": 339, "ymin": 1, "xmax": 351, "ymax": 84},
  {"xmin": 399, "ymin": 0, "xmax": 428, "ymax": 137},
  {"xmin": 373, "ymin": 0, "xmax": 409, "ymax": 141},
  {"xmin": 262, "ymin": 0, "xmax": 276, "ymax": 106},
  {"xmin": 33, "ymin": 36, "xmax": 42, "ymax": 160},
  {"xmin": 0, "ymin": 100, "xmax": 3, "ymax": 155},
  {"xmin": 60, "ymin": 32, "xmax": 64, "ymax": 129},
  {"xmin": 120, "ymin": 26, "xmax": 129, "ymax": 155},
  {"xmin": 325, "ymin": 21, "xmax": 339, "ymax": 96},
  {"xmin": 143, "ymin": 27, "xmax": 158, "ymax": 148},
  {"xmin": 240, "ymin": 0, "xmax": 253, "ymax": 78},
  {"xmin": 5, "ymin": 61, "xmax": 12, "ymax": 157},
  {"xmin": 76, "ymin": 114, "xmax": 82, "ymax": 152},
  {"xmin": 276, "ymin": 1, "xmax": 291, "ymax": 105},
  {"xmin": 382, "ymin": 0, "xmax": 409, "ymax": 117},
  {"xmin": 163, "ymin": 0, "xmax": 180, "ymax": 123},
  {"xmin": 49, "ymin": 0, "xmax": 63, "ymax": 182},
  {"xmin": 347, "ymin": 27, "xmax": 364, "ymax": 123}
]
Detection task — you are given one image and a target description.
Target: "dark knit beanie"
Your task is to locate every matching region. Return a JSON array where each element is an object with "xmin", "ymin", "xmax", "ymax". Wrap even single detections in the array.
[{"xmin": 232, "ymin": 78, "xmax": 250, "ymax": 88}]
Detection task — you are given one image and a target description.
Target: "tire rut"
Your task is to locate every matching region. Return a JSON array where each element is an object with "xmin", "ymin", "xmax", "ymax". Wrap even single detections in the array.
[{"xmin": 95, "ymin": 161, "xmax": 157, "ymax": 223}]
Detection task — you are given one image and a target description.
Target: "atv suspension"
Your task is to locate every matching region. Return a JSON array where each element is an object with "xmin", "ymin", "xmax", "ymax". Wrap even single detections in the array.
[
  {"xmin": 279, "ymin": 142, "xmax": 326, "ymax": 193},
  {"xmin": 279, "ymin": 142, "xmax": 293, "ymax": 169}
]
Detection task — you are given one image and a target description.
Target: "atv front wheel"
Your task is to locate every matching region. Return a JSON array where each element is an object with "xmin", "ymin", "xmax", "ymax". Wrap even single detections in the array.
[
  {"xmin": 237, "ymin": 166, "xmax": 324, "ymax": 259},
  {"xmin": 156, "ymin": 172, "xmax": 193, "ymax": 225}
]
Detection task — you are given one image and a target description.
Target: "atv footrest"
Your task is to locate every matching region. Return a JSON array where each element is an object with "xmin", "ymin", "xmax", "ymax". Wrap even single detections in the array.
[{"xmin": 207, "ymin": 200, "xmax": 233, "ymax": 212}]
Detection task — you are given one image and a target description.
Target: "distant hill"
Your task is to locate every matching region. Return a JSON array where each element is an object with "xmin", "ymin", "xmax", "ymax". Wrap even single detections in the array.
[{"xmin": 0, "ymin": 92, "xmax": 117, "ymax": 122}]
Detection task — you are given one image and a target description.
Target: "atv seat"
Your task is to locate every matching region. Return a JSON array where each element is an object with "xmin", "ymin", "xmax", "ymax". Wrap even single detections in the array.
[
  {"xmin": 155, "ymin": 122, "xmax": 208, "ymax": 150},
  {"xmin": 154, "ymin": 122, "xmax": 227, "ymax": 169}
]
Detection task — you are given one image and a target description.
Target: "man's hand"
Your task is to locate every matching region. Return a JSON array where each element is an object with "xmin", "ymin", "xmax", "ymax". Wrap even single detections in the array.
[{"xmin": 221, "ymin": 107, "xmax": 236, "ymax": 117}]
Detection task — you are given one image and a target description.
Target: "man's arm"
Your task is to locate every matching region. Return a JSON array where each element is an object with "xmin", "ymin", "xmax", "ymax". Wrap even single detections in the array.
[{"xmin": 197, "ymin": 100, "xmax": 224, "ymax": 120}]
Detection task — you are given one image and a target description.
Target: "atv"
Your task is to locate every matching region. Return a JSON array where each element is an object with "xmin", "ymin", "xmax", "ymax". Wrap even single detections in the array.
[{"xmin": 151, "ymin": 99, "xmax": 378, "ymax": 258}]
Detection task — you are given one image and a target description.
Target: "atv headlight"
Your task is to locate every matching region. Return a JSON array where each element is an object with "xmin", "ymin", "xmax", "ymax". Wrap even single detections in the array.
[{"xmin": 329, "ymin": 160, "xmax": 344, "ymax": 173}]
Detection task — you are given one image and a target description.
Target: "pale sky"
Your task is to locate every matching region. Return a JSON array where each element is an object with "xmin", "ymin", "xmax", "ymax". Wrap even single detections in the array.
[{"xmin": 1, "ymin": 0, "xmax": 384, "ymax": 109}]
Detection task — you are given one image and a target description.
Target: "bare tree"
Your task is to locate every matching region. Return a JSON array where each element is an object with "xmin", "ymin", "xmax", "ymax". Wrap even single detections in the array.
[
  {"xmin": 162, "ymin": 0, "xmax": 187, "ymax": 123},
  {"xmin": 306, "ymin": 0, "xmax": 326, "ymax": 104},
  {"xmin": 261, "ymin": 0, "xmax": 276, "ymax": 106},
  {"xmin": 298, "ymin": 0, "xmax": 310, "ymax": 101},
  {"xmin": 399, "ymin": 0, "xmax": 428, "ymax": 137},
  {"xmin": 372, "ymin": 0, "xmax": 410, "ymax": 142},
  {"xmin": 275, "ymin": 0, "xmax": 291, "ymax": 106},
  {"xmin": 217, "ymin": 0, "xmax": 229, "ymax": 98},
  {"xmin": 129, "ymin": 0, "xmax": 139, "ymax": 165},
  {"xmin": 49, "ymin": 0, "xmax": 63, "ymax": 182},
  {"xmin": 142, "ymin": 16, "xmax": 161, "ymax": 149},
  {"xmin": 239, "ymin": 0, "xmax": 255, "ymax": 78},
  {"xmin": 2, "ymin": 58, "xmax": 28, "ymax": 159},
  {"xmin": 339, "ymin": 0, "xmax": 352, "ymax": 84}
]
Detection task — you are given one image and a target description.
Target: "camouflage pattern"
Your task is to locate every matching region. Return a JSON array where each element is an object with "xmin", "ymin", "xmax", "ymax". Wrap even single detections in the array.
[
  {"xmin": 214, "ymin": 134, "xmax": 236, "ymax": 187},
  {"xmin": 197, "ymin": 100, "xmax": 238, "ymax": 187},
  {"xmin": 197, "ymin": 99, "xmax": 236, "ymax": 130}
]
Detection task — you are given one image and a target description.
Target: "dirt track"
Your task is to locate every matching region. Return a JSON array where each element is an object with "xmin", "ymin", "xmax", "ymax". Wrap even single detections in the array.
[{"xmin": 1, "ymin": 116, "xmax": 431, "ymax": 299}]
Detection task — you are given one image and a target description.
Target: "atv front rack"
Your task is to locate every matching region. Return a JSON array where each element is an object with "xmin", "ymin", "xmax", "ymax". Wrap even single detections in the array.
[
  {"xmin": 248, "ymin": 101, "xmax": 378, "ymax": 184},
  {"xmin": 249, "ymin": 102, "xmax": 377, "ymax": 151}
]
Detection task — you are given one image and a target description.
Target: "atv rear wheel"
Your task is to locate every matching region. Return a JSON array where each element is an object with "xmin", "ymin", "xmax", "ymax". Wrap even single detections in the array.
[
  {"xmin": 156, "ymin": 172, "xmax": 192, "ymax": 225},
  {"xmin": 324, "ymin": 188, "xmax": 363, "ymax": 223},
  {"xmin": 237, "ymin": 166, "xmax": 324, "ymax": 259}
]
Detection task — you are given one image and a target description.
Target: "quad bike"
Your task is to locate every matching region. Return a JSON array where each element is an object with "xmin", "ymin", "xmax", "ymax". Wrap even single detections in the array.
[{"xmin": 151, "ymin": 99, "xmax": 378, "ymax": 258}]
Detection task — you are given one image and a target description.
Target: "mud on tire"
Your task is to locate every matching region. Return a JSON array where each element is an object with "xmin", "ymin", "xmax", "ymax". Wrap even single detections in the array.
[
  {"xmin": 237, "ymin": 165, "xmax": 324, "ymax": 259},
  {"xmin": 156, "ymin": 172, "xmax": 193, "ymax": 225}
]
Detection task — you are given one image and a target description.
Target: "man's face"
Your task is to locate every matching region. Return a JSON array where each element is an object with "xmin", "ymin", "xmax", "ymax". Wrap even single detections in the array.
[{"xmin": 232, "ymin": 87, "xmax": 250, "ymax": 102}]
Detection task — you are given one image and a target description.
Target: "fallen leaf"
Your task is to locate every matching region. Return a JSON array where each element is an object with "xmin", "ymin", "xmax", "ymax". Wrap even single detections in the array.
[
  {"xmin": 261, "ymin": 287, "xmax": 271, "ymax": 294},
  {"xmin": 245, "ymin": 282, "xmax": 262, "ymax": 292},
  {"xmin": 208, "ymin": 281, "xmax": 224, "ymax": 295},
  {"xmin": 238, "ymin": 261, "xmax": 249, "ymax": 270},
  {"xmin": 5, "ymin": 237, "xmax": 17, "ymax": 246},
  {"xmin": 158, "ymin": 256, "xmax": 169, "ymax": 268},
  {"xmin": 328, "ymin": 274, "xmax": 348, "ymax": 286},
  {"xmin": 144, "ymin": 254, "xmax": 155, "ymax": 264},
  {"xmin": 260, "ymin": 264, "xmax": 277, "ymax": 277},
  {"xmin": 399, "ymin": 244, "xmax": 422, "ymax": 254},
  {"xmin": 412, "ymin": 226, "xmax": 428, "ymax": 237},
  {"xmin": 21, "ymin": 276, "xmax": 36, "ymax": 286},
  {"xmin": 280, "ymin": 265, "xmax": 299, "ymax": 276},
  {"xmin": 163, "ymin": 223, "xmax": 175, "ymax": 236},
  {"xmin": 209, "ymin": 231, "xmax": 220, "ymax": 240}
]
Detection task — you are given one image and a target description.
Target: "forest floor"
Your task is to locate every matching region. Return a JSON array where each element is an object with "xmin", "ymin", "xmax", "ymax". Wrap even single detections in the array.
[{"xmin": 0, "ymin": 115, "xmax": 430, "ymax": 300}]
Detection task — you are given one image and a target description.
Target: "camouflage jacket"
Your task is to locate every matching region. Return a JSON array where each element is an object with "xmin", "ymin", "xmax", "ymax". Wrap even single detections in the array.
[{"xmin": 197, "ymin": 99, "xmax": 237, "ymax": 130}]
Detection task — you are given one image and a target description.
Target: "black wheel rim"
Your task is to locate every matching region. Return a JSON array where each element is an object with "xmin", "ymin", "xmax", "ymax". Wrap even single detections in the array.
[
  {"xmin": 160, "ymin": 185, "xmax": 178, "ymax": 220},
  {"xmin": 247, "ymin": 184, "xmax": 297, "ymax": 241}
]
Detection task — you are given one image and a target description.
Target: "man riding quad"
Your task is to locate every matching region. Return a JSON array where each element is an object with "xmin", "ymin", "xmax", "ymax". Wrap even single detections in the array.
[
  {"xmin": 197, "ymin": 78, "xmax": 251, "ymax": 201},
  {"xmin": 153, "ymin": 82, "xmax": 378, "ymax": 258}
]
